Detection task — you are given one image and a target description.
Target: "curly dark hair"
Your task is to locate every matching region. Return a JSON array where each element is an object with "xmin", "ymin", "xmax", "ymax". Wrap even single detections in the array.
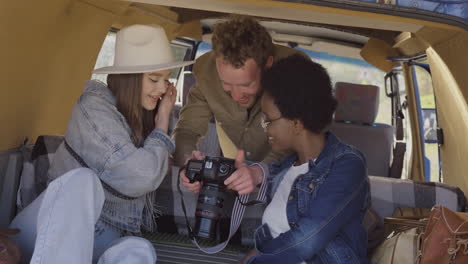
[
  {"xmin": 262, "ymin": 54, "xmax": 337, "ymax": 134},
  {"xmin": 212, "ymin": 15, "xmax": 274, "ymax": 68}
]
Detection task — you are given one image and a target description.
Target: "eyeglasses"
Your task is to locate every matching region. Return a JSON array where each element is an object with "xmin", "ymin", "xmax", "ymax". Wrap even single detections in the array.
[{"xmin": 260, "ymin": 113, "xmax": 282, "ymax": 131}]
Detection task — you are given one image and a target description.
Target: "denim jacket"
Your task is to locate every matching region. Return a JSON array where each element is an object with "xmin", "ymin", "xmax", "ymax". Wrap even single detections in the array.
[
  {"xmin": 248, "ymin": 132, "xmax": 370, "ymax": 264},
  {"xmin": 48, "ymin": 80, "xmax": 175, "ymax": 233}
]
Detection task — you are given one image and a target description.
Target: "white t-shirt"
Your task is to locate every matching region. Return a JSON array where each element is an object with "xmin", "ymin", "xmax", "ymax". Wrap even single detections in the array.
[
  {"xmin": 262, "ymin": 162, "xmax": 309, "ymax": 238},
  {"xmin": 262, "ymin": 162, "xmax": 310, "ymax": 264}
]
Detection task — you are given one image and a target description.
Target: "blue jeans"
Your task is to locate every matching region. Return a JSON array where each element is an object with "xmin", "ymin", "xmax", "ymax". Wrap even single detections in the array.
[{"xmin": 10, "ymin": 168, "xmax": 157, "ymax": 264}]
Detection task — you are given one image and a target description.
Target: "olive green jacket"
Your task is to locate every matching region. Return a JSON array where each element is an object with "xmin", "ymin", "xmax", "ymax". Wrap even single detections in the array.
[{"xmin": 173, "ymin": 45, "xmax": 307, "ymax": 166}]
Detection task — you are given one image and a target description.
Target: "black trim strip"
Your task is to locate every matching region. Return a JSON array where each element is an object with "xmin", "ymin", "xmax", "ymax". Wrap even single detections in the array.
[{"xmin": 276, "ymin": 0, "xmax": 468, "ymax": 30}]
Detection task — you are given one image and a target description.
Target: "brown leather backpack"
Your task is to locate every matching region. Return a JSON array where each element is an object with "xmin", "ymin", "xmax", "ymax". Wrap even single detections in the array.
[
  {"xmin": 0, "ymin": 228, "xmax": 21, "ymax": 264},
  {"xmin": 419, "ymin": 206, "xmax": 468, "ymax": 264}
]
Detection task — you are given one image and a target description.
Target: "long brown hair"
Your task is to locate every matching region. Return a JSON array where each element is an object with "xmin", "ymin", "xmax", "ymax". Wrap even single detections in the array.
[{"xmin": 107, "ymin": 74, "xmax": 156, "ymax": 147}]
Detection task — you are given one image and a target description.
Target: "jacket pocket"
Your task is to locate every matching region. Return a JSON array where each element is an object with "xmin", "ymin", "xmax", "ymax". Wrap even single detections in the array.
[
  {"xmin": 296, "ymin": 177, "xmax": 321, "ymax": 215},
  {"xmin": 254, "ymin": 223, "xmax": 274, "ymax": 252},
  {"xmin": 319, "ymin": 236, "xmax": 361, "ymax": 264}
]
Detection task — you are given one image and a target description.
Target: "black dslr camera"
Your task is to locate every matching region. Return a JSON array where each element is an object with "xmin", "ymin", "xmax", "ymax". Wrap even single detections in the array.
[{"xmin": 186, "ymin": 156, "xmax": 236, "ymax": 240}]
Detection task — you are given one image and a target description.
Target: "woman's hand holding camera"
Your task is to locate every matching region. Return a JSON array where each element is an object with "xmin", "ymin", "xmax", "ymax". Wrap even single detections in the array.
[{"xmin": 179, "ymin": 151, "xmax": 204, "ymax": 194}]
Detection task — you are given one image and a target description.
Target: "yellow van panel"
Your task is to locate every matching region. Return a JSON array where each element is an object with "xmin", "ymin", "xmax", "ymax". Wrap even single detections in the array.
[
  {"xmin": 1, "ymin": 0, "xmax": 115, "ymax": 150},
  {"xmin": 1, "ymin": 0, "xmax": 468, "ymax": 194},
  {"xmin": 427, "ymin": 32, "xmax": 468, "ymax": 193},
  {"xmin": 0, "ymin": 0, "xmax": 199, "ymax": 150}
]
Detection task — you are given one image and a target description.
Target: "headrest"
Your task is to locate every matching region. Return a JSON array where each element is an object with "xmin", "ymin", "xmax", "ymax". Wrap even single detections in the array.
[{"xmin": 334, "ymin": 82, "xmax": 379, "ymax": 125}]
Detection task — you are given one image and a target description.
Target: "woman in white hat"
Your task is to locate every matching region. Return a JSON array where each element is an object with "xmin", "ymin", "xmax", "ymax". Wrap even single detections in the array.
[{"xmin": 10, "ymin": 24, "xmax": 194, "ymax": 264}]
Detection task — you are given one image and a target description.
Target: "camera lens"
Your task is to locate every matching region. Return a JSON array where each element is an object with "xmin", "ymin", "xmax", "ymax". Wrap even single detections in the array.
[
  {"xmin": 219, "ymin": 164, "xmax": 229, "ymax": 175},
  {"xmin": 194, "ymin": 183, "xmax": 227, "ymax": 241}
]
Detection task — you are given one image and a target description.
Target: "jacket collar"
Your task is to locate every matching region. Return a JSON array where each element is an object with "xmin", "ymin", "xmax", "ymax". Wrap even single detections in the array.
[
  {"xmin": 84, "ymin": 80, "xmax": 116, "ymax": 106},
  {"xmin": 269, "ymin": 132, "xmax": 341, "ymax": 175}
]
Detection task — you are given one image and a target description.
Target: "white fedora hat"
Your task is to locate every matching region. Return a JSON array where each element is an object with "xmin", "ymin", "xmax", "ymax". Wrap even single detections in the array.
[{"xmin": 93, "ymin": 24, "xmax": 194, "ymax": 74}]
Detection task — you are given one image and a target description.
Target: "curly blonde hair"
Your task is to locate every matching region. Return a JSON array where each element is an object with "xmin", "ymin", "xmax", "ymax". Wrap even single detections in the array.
[{"xmin": 212, "ymin": 15, "xmax": 274, "ymax": 68}]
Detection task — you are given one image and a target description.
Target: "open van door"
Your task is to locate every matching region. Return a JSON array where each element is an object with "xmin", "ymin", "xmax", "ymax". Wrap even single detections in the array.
[{"xmin": 2, "ymin": 1, "xmax": 468, "ymax": 263}]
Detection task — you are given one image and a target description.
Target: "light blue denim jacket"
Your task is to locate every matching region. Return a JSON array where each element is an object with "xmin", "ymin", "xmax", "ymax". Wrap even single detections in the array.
[
  {"xmin": 248, "ymin": 132, "xmax": 370, "ymax": 264},
  {"xmin": 48, "ymin": 80, "xmax": 175, "ymax": 233}
]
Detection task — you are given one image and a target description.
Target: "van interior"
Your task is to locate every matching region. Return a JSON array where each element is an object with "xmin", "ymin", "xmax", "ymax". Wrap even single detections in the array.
[{"xmin": 1, "ymin": 1, "xmax": 468, "ymax": 263}]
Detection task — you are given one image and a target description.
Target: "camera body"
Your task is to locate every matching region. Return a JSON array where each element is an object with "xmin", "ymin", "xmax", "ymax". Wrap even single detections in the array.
[
  {"xmin": 185, "ymin": 156, "xmax": 236, "ymax": 240},
  {"xmin": 186, "ymin": 156, "xmax": 235, "ymax": 185}
]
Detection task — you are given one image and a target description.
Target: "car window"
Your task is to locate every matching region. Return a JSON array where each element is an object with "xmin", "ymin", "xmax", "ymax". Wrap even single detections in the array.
[
  {"xmin": 412, "ymin": 62, "xmax": 440, "ymax": 182},
  {"xmin": 296, "ymin": 48, "xmax": 390, "ymax": 125},
  {"xmin": 195, "ymin": 42, "xmax": 391, "ymax": 125}
]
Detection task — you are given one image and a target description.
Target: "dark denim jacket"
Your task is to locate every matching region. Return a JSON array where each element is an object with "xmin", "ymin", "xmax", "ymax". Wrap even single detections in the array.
[{"xmin": 248, "ymin": 132, "xmax": 370, "ymax": 264}]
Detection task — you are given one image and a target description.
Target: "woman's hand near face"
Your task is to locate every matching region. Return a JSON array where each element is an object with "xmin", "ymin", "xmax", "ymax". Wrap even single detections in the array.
[
  {"xmin": 155, "ymin": 81, "xmax": 177, "ymax": 133},
  {"xmin": 159, "ymin": 81, "xmax": 177, "ymax": 115}
]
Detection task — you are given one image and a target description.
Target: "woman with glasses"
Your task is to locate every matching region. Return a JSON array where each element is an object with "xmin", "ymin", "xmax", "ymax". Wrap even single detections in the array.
[{"xmin": 243, "ymin": 54, "xmax": 370, "ymax": 264}]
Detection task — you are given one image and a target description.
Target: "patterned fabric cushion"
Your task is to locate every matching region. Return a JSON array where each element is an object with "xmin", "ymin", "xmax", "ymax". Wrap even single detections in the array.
[
  {"xmin": 330, "ymin": 122, "xmax": 393, "ymax": 177},
  {"xmin": 157, "ymin": 175, "xmax": 467, "ymax": 247},
  {"xmin": 16, "ymin": 135, "xmax": 466, "ymax": 250},
  {"xmin": 369, "ymin": 176, "xmax": 466, "ymax": 220},
  {"xmin": 334, "ymin": 82, "xmax": 379, "ymax": 124},
  {"xmin": 363, "ymin": 208, "xmax": 385, "ymax": 255},
  {"xmin": 156, "ymin": 173, "xmax": 467, "ymax": 247},
  {"xmin": 0, "ymin": 148, "xmax": 23, "ymax": 226},
  {"xmin": 16, "ymin": 135, "xmax": 64, "ymax": 211}
]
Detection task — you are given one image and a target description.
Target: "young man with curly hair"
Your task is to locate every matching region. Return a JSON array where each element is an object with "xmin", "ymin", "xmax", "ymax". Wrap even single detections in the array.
[{"xmin": 174, "ymin": 15, "xmax": 307, "ymax": 194}]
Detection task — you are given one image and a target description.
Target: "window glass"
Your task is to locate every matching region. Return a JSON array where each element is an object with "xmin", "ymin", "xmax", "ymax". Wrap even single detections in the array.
[
  {"xmin": 416, "ymin": 65, "xmax": 436, "ymax": 108},
  {"xmin": 193, "ymin": 42, "xmax": 390, "ymax": 125},
  {"xmin": 92, "ymin": 32, "xmax": 116, "ymax": 83},
  {"xmin": 170, "ymin": 43, "xmax": 190, "ymax": 81},
  {"xmin": 395, "ymin": 72, "xmax": 412, "ymax": 180},
  {"xmin": 297, "ymin": 48, "xmax": 390, "ymax": 125},
  {"xmin": 195, "ymin": 42, "xmax": 212, "ymax": 59},
  {"xmin": 413, "ymin": 62, "xmax": 440, "ymax": 182}
]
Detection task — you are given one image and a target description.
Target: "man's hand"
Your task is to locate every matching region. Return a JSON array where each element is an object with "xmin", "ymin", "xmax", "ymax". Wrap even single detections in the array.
[
  {"xmin": 180, "ymin": 151, "xmax": 204, "ymax": 194},
  {"xmin": 224, "ymin": 150, "xmax": 264, "ymax": 195},
  {"xmin": 240, "ymin": 249, "xmax": 259, "ymax": 264}
]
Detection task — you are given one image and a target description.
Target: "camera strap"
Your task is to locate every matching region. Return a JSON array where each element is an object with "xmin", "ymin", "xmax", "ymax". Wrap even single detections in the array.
[
  {"xmin": 64, "ymin": 140, "xmax": 138, "ymax": 200},
  {"xmin": 177, "ymin": 164, "xmax": 268, "ymax": 254}
]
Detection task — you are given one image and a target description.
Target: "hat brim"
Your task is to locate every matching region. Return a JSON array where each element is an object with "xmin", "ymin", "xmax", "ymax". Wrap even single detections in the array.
[{"xmin": 93, "ymin": 60, "xmax": 195, "ymax": 74}]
